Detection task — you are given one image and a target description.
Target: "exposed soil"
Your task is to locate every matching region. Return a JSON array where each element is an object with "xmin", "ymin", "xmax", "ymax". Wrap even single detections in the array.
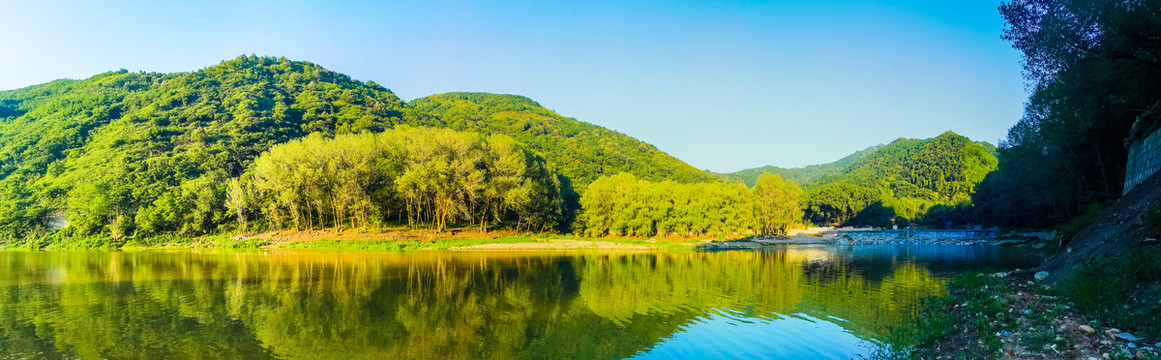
[{"xmin": 1039, "ymin": 172, "xmax": 1161, "ymax": 283}]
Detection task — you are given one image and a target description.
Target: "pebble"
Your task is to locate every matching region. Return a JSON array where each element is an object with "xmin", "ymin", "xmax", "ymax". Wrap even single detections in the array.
[
  {"xmin": 1079, "ymin": 325, "xmax": 1096, "ymax": 334},
  {"xmin": 1115, "ymin": 332, "xmax": 1140, "ymax": 342},
  {"xmin": 1034, "ymin": 271, "xmax": 1050, "ymax": 281}
]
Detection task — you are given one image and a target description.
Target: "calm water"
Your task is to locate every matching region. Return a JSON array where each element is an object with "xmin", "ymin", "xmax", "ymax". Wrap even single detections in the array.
[{"xmin": 0, "ymin": 245, "xmax": 1045, "ymax": 359}]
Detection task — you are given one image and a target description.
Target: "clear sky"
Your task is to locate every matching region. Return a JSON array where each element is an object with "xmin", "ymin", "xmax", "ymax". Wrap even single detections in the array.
[{"xmin": 0, "ymin": 0, "xmax": 1026, "ymax": 172}]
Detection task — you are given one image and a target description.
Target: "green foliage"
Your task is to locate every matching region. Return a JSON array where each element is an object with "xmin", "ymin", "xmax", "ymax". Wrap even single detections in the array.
[
  {"xmin": 873, "ymin": 273, "xmax": 1008, "ymax": 359},
  {"xmin": 806, "ymin": 182, "xmax": 879, "ymax": 225},
  {"xmin": 407, "ymin": 93, "xmax": 716, "ymax": 187},
  {"xmin": 720, "ymin": 144, "xmax": 883, "ymax": 187},
  {"xmin": 0, "ymin": 57, "xmax": 722, "ymax": 242},
  {"xmin": 576, "ymin": 172, "xmax": 804, "ymax": 238},
  {"xmin": 1063, "ymin": 248, "xmax": 1161, "ymax": 336},
  {"xmin": 751, "ymin": 173, "xmax": 805, "ymax": 235},
  {"xmin": 977, "ymin": 0, "xmax": 1161, "ymax": 228},
  {"xmin": 239, "ymin": 127, "xmax": 566, "ymax": 233},
  {"xmin": 0, "ymin": 56, "xmax": 408, "ymax": 240},
  {"xmin": 1055, "ymin": 202, "xmax": 1108, "ymax": 240},
  {"xmin": 730, "ymin": 132, "xmax": 996, "ymax": 227}
]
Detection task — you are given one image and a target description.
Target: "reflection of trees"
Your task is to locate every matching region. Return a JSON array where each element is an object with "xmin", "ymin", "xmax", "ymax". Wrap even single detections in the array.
[{"xmin": 0, "ymin": 249, "xmax": 949, "ymax": 359}]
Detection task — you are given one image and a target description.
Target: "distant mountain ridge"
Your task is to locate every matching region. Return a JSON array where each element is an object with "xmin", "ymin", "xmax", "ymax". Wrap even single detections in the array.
[
  {"xmin": 720, "ymin": 144, "xmax": 884, "ymax": 187},
  {"xmin": 721, "ymin": 132, "xmax": 998, "ymax": 225}
]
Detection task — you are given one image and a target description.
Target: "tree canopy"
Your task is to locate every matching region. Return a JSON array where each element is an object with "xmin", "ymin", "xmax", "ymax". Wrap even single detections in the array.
[
  {"xmin": 576, "ymin": 172, "xmax": 803, "ymax": 238},
  {"xmin": 975, "ymin": 0, "xmax": 1161, "ymax": 228},
  {"xmin": 407, "ymin": 93, "xmax": 717, "ymax": 187},
  {"xmin": 0, "ymin": 56, "xmax": 711, "ymax": 240},
  {"xmin": 232, "ymin": 127, "xmax": 566, "ymax": 233}
]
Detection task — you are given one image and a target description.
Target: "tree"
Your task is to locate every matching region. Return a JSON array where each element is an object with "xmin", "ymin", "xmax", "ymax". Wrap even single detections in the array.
[
  {"xmin": 751, "ymin": 173, "xmax": 804, "ymax": 235},
  {"xmin": 806, "ymin": 182, "xmax": 878, "ymax": 226},
  {"xmin": 976, "ymin": 0, "xmax": 1161, "ymax": 227}
]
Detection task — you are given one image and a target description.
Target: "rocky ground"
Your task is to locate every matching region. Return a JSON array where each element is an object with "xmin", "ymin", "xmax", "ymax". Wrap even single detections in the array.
[
  {"xmin": 716, "ymin": 235, "xmax": 1001, "ymax": 247},
  {"xmin": 913, "ymin": 271, "xmax": 1159, "ymax": 360}
]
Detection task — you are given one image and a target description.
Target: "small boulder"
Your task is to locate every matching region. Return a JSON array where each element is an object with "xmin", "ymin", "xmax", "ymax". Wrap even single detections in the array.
[
  {"xmin": 1105, "ymin": 329, "xmax": 1122, "ymax": 341},
  {"xmin": 1079, "ymin": 325, "xmax": 1096, "ymax": 334},
  {"xmin": 1034, "ymin": 271, "xmax": 1050, "ymax": 281},
  {"xmin": 1114, "ymin": 332, "xmax": 1140, "ymax": 342}
]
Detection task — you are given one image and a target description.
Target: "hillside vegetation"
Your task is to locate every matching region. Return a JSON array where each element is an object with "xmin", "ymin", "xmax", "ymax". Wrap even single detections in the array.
[
  {"xmin": 0, "ymin": 56, "xmax": 709, "ymax": 241},
  {"xmin": 722, "ymin": 132, "xmax": 997, "ymax": 226},
  {"xmin": 408, "ymin": 93, "xmax": 716, "ymax": 186},
  {"xmin": 720, "ymin": 144, "xmax": 882, "ymax": 187},
  {"xmin": 0, "ymin": 56, "xmax": 1003, "ymax": 245}
]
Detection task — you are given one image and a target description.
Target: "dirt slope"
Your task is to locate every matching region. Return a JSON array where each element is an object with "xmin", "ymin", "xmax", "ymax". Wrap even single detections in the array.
[{"xmin": 1038, "ymin": 171, "xmax": 1161, "ymax": 282}]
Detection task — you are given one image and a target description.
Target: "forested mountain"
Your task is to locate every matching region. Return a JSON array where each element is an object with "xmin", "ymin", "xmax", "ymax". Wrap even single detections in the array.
[
  {"xmin": 721, "ymin": 144, "xmax": 883, "ymax": 187},
  {"xmin": 719, "ymin": 132, "xmax": 997, "ymax": 226},
  {"xmin": 0, "ymin": 56, "xmax": 708, "ymax": 239},
  {"xmin": 805, "ymin": 132, "xmax": 997, "ymax": 225},
  {"xmin": 0, "ymin": 56, "xmax": 412, "ymax": 239},
  {"xmin": 408, "ymin": 93, "xmax": 716, "ymax": 186}
]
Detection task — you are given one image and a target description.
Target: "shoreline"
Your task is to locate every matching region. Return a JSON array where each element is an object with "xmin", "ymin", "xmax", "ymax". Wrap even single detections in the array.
[
  {"xmin": 3, "ymin": 229, "xmax": 1027, "ymax": 252},
  {"xmin": 879, "ymin": 270, "xmax": 1161, "ymax": 359}
]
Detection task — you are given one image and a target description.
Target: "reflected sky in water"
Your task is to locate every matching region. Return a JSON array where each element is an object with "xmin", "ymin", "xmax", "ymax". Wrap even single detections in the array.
[{"xmin": 0, "ymin": 245, "xmax": 1044, "ymax": 359}]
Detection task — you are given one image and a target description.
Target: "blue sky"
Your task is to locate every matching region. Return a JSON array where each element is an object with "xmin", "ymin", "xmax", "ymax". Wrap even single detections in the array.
[{"xmin": 0, "ymin": 0, "xmax": 1025, "ymax": 172}]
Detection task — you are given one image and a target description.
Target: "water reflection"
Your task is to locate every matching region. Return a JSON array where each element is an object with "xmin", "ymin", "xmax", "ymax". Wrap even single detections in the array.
[{"xmin": 0, "ymin": 246, "xmax": 1043, "ymax": 359}]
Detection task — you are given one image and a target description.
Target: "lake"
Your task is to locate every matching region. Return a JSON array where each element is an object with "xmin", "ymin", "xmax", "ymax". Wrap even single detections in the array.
[{"xmin": 0, "ymin": 245, "xmax": 1045, "ymax": 359}]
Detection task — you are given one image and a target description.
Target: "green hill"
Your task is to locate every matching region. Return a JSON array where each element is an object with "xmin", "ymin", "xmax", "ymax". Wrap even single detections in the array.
[
  {"xmin": 0, "ymin": 56, "xmax": 713, "ymax": 238},
  {"xmin": 722, "ymin": 132, "xmax": 997, "ymax": 225},
  {"xmin": 721, "ymin": 144, "xmax": 883, "ymax": 187},
  {"xmin": 407, "ymin": 93, "xmax": 716, "ymax": 186}
]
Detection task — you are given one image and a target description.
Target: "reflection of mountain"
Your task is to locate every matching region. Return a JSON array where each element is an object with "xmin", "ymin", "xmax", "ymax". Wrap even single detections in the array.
[{"xmin": 0, "ymin": 247, "xmax": 1038, "ymax": 359}]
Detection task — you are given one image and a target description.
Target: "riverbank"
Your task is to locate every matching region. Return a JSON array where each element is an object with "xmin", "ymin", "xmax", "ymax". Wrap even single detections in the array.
[
  {"xmin": 2, "ymin": 227, "xmax": 1019, "ymax": 252},
  {"xmin": 879, "ymin": 265, "xmax": 1161, "ymax": 359},
  {"xmin": 0, "ymin": 229, "xmax": 712, "ymax": 252},
  {"xmin": 699, "ymin": 234, "xmax": 1003, "ymax": 249}
]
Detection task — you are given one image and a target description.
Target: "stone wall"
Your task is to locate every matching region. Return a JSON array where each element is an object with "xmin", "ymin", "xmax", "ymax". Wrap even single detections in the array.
[{"xmin": 1124, "ymin": 127, "xmax": 1161, "ymax": 194}]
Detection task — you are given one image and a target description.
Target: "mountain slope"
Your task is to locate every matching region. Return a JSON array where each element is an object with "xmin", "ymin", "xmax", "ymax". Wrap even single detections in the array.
[
  {"xmin": 0, "ymin": 56, "xmax": 410, "ymax": 236},
  {"xmin": 721, "ymin": 144, "xmax": 883, "ymax": 187},
  {"xmin": 833, "ymin": 132, "xmax": 998, "ymax": 201},
  {"xmin": 720, "ymin": 132, "xmax": 998, "ymax": 225},
  {"xmin": 407, "ymin": 93, "xmax": 716, "ymax": 186},
  {"xmin": 0, "ymin": 56, "xmax": 714, "ymax": 237}
]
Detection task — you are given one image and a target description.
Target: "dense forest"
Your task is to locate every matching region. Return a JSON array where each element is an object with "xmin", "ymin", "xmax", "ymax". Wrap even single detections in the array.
[
  {"xmin": 407, "ymin": 93, "xmax": 716, "ymax": 186},
  {"xmin": 720, "ymin": 132, "xmax": 998, "ymax": 227},
  {"xmin": 0, "ymin": 56, "xmax": 708, "ymax": 241},
  {"xmin": 0, "ymin": 55, "xmax": 1011, "ymax": 244},
  {"xmin": 973, "ymin": 0, "xmax": 1161, "ymax": 229},
  {"xmin": 575, "ymin": 173, "xmax": 802, "ymax": 237},
  {"xmin": 228, "ymin": 128, "xmax": 567, "ymax": 234}
]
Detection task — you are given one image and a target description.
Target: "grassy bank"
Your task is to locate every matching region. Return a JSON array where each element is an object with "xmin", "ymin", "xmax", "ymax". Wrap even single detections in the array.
[
  {"xmin": 875, "ymin": 248, "xmax": 1161, "ymax": 359},
  {"xmin": 0, "ymin": 231, "xmax": 708, "ymax": 252}
]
